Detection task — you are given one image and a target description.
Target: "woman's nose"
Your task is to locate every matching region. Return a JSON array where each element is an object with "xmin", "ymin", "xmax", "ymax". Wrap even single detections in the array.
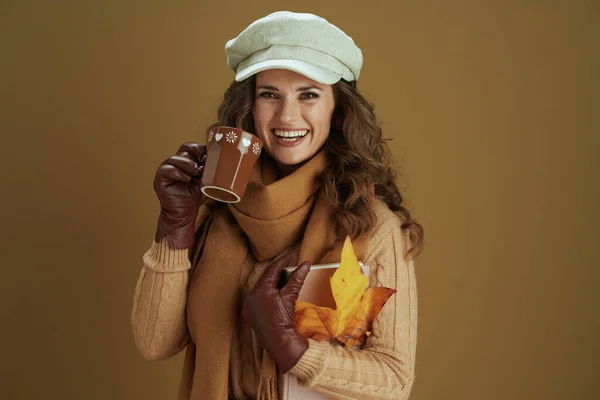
[{"xmin": 277, "ymin": 99, "xmax": 300, "ymax": 123}]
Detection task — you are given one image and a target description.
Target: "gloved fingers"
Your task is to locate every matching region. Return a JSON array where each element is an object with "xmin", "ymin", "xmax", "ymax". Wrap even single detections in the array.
[
  {"xmin": 177, "ymin": 142, "xmax": 207, "ymax": 164},
  {"xmin": 280, "ymin": 262, "xmax": 311, "ymax": 300},
  {"xmin": 260, "ymin": 253, "xmax": 293, "ymax": 289},
  {"xmin": 163, "ymin": 155, "xmax": 204, "ymax": 177},
  {"xmin": 188, "ymin": 177, "xmax": 204, "ymax": 199},
  {"xmin": 155, "ymin": 164, "xmax": 192, "ymax": 184}
]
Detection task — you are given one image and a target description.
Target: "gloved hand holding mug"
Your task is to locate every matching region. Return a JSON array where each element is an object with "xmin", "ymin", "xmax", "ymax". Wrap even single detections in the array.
[{"xmin": 153, "ymin": 142, "xmax": 207, "ymax": 249}]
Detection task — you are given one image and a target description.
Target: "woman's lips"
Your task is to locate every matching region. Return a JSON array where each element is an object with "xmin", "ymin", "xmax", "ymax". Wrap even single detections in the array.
[{"xmin": 271, "ymin": 129, "xmax": 309, "ymax": 147}]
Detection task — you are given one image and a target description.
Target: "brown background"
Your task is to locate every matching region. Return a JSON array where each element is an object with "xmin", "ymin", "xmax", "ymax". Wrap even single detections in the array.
[{"xmin": 0, "ymin": 1, "xmax": 598, "ymax": 399}]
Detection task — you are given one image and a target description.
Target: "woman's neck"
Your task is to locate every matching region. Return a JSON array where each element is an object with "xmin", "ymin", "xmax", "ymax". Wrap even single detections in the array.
[
  {"xmin": 274, "ymin": 147, "xmax": 327, "ymax": 179},
  {"xmin": 276, "ymin": 163, "xmax": 303, "ymax": 179}
]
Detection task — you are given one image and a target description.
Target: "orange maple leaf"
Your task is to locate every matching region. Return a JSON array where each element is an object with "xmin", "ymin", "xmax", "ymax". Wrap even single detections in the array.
[{"xmin": 295, "ymin": 236, "xmax": 396, "ymax": 349}]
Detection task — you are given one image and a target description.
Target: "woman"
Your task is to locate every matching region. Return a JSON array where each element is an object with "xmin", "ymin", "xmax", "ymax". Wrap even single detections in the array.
[{"xmin": 132, "ymin": 11, "xmax": 423, "ymax": 400}]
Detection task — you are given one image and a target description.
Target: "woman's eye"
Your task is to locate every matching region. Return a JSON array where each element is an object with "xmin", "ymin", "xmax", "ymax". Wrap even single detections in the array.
[
  {"xmin": 300, "ymin": 92, "xmax": 319, "ymax": 100},
  {"xmin": 258, "ymin": 91, "xmax": 278, "ymax": 99}
]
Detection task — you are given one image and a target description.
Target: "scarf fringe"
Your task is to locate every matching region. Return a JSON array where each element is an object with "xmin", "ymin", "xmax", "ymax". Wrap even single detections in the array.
[
  {"xmin": 258, "ymin": 350, "xmax": 278, "ymax": 400},
  {"xmin": 257, "ymin": 375, "xmax": 277, "ymax": 400}
]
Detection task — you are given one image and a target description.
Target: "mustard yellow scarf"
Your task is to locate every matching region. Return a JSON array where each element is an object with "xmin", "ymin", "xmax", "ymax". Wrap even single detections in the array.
[{"xmin": 181, "ymin": 149, "xmax": 368, "ymax": 399}]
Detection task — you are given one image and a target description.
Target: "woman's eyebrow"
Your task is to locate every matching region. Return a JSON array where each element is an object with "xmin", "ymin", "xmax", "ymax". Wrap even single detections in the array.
[
  {"xmin": 297, "ymin": 85, "xmax": 323, "ymax": 91},
  {"xmin": 256, "ymin": 85, "xmax": 279, "ymax": 91},
  {"xmin": 255, "ymin": 85, "xmax": 323, "ymax": 91}
]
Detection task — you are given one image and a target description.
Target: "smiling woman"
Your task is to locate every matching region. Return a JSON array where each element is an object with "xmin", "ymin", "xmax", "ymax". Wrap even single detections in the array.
[{"xmin": 131, "ymin": 10, "xmax": 424, "ymax": 400}]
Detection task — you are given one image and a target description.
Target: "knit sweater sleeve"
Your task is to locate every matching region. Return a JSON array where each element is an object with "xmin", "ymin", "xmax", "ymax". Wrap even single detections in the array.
[
  {"xmin": 131, "ymin": 237, "xmax": 192, "ymax": 361},
  {"xmin": 289, "ymin": 216, "xmax": 418, "ymax": 400}
]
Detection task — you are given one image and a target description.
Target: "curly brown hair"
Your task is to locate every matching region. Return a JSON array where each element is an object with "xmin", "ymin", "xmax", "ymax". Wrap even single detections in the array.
[{"xmin": 215, "ymin": 76, "xmax": 424, "ymax": 259}]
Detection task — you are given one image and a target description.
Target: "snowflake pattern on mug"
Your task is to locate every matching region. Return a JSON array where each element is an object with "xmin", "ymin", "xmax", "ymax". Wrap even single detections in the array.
[
  {"xmin": 225, "ymin": 131, "xmax": 238, "ymax": 143},
  {"xmin": 252, "ymin": 142, "xmax": 261, "ymax": 155},
  {"xmin": 208, "ymin": 130, "xmax": 215, "ymax": 142}
]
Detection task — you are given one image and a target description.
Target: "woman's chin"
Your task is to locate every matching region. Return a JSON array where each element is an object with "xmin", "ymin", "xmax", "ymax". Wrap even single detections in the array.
[
  {"xmin": 266, "ymin": 146, "xmax": 311, "ymax": 167},
  {"xmin": 273, "ymin": 156, "xmax": 304, "ymax": 168}
]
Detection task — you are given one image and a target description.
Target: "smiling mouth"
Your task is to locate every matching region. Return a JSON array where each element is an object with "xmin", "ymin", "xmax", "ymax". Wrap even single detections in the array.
[{"xmin": 272, "ymin": 129, "xmax": 309, "ymax": 142}]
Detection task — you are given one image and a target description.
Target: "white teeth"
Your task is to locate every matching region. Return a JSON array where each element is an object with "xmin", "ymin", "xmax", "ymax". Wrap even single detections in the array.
[{"xmin": 273, "ymin": 129, "xmax": 308, "ymax": 138}]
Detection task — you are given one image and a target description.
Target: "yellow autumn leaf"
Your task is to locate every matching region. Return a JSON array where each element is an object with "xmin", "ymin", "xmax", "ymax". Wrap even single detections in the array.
[
  {"xmin": 295, "ymin": 236, "xmax": 396, "ymax": 348},
  {"xmin": 331, "ymin": 236, "xmax": 369, "ymax": 334},
  {"xmin": 337, "ymin": 286, "xmax": 397, "ymax": 348},
  {"xmin": 295, "ymin": 302, "xmax": 338, "ymax": 340}
]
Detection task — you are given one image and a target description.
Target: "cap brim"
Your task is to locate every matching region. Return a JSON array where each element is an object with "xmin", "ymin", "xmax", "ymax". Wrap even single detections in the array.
[{"xmin": 235, "ymin": 59, "xmax": 342, "ymax": 84}]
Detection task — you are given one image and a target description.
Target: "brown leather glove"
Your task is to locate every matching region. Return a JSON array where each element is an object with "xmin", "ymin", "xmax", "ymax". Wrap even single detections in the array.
[
  {"xmin": 153, "ymin": 142, "xmax": 206, "ymax": 249},
  {"xmin": 242, "ymin": 253, "xmax": 312, "ymax": 374}
]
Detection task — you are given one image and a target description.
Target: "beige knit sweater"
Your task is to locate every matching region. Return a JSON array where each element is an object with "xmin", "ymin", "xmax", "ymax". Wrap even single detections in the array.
[{"xmin": 132, "ymin": 200, "xmax": 417, "ymax": 399}]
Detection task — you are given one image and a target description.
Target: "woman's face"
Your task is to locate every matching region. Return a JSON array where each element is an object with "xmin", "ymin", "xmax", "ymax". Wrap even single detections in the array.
[{"xmin": 252, "ymin": 69, "xmax": 336, "ymax": 168}]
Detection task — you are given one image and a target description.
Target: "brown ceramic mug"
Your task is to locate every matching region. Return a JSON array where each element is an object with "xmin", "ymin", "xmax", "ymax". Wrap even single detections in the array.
[{"xmin": 200, "ymin": 125, "xmax": 263, "ymax": 203}]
